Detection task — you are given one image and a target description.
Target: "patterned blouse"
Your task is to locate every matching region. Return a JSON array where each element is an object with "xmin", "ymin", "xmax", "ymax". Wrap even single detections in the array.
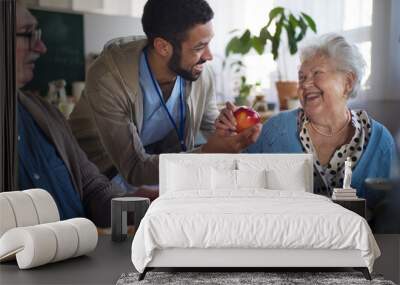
[{"xmin": 298, "ymin": 109, "xmax": 372, "ymax": 196}]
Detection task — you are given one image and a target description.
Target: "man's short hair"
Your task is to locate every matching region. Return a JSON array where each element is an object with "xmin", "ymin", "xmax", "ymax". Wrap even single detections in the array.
[{"xmin": 142, "ymin": 0, "xmax": 214, "ymax": 48}]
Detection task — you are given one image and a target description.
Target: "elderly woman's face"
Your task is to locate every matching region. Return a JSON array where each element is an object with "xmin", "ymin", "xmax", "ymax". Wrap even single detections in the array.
[{"xmin": 298, "ymin": 54, "xmax": 351, "ymax": 117}]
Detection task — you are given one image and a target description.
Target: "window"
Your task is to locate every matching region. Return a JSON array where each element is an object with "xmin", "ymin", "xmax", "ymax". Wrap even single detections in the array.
[{"xmin": 208, "ymin": 0, "xmax": 373, "ymax": 103}]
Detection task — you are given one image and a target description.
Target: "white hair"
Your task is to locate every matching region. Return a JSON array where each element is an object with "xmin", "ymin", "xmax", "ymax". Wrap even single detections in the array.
[{"xmin": 300, "ymin": 33, "xmax": 366, "ymax": 98}]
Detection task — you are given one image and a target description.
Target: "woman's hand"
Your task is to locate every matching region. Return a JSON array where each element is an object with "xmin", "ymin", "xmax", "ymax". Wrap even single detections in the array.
[{"xmin": 215, "ymin": 101, "xmax": 238, "ymax": 136}]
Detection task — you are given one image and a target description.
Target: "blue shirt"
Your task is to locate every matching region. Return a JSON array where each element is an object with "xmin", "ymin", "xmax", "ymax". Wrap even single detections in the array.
[
  {"xmin": 245, "ymin": 108, "xmax": 398, "ymax": 207},
  {"xmin": 18, "ymin": 102, "xmax": 85, "ymax": 220},
  {"xmin": 139, "ymin": 51, "xmax": 185, "ymax": 148}
]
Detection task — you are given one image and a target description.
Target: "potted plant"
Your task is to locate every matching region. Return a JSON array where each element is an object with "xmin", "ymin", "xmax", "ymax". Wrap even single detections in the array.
[
  {"xmin": 225, "ymin": 7, "xmax": 317, "ymax": 110},
  {"xmin": 223, "ymin": 59, "xmax": 258, "ymax": 106}
]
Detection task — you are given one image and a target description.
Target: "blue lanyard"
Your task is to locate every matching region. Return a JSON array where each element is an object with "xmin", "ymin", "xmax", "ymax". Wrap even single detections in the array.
[{"xmin": 144, "ymin": 50, "xmax": 187, "ymax": 151}]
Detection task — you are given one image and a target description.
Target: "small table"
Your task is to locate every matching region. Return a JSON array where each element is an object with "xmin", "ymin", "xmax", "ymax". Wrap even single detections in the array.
[
  {"xmin": 112, "ymin": 197, "xmax": 150, "ymax": 242},
  {"xmin": 332, "ymin": 198, "xmax": 366, "ymax": 218}
]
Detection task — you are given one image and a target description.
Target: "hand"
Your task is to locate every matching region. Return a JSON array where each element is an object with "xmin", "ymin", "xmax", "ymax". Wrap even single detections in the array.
[
  {"xmin": 134, "ymin": 185, "xmax": 159, "ymax": 201},
  {"xmin": 201, "ymin": 123, "xmax": 262, "ymax": 153},
  {"xmin": 215, "ymin": 101, "xmax": 238, "ymax": 136}
]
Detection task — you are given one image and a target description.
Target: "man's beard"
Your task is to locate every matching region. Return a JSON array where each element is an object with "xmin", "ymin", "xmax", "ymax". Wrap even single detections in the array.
[{"xmin": 168, "ymin": 48, "xmax": 206, "ymax": 82}]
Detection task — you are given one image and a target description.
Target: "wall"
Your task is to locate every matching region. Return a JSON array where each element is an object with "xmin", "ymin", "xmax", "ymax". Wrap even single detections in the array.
[
  {"xmin": 26, "ymin": 1, "xmax": 144, "ymax": 57},
  {"xmin": 349, "ymin": 0, "xmax": 399, "ymax": 135},
  {"xmin": 84, "ymin": 13, "xmax": 143, "ymax": 56},
  {"xmin": 367, "ymin": 0, "xmax": 400, "ymax": 101},
  {"xmin": 387, "ymin": 0, "xmax": 400, "ymax": 101},
  {"xmin": 32, "ymin": 0, "xmax": 144, "ymax": 17},
  {"xmin": 24, "ymin": 6, "xmax": 144, "ymax": 96},
  {"xmin": 38, "ymin": 0, "xmax": 71, "ymax": 9}
]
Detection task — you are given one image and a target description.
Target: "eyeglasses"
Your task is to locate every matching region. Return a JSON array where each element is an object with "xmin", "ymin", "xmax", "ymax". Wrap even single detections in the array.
[{"xmin": 16, "ymin": 28, "xmax": 42, "ymax": 50}]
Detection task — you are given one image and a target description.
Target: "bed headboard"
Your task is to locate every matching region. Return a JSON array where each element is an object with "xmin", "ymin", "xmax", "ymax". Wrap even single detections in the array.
[{"xmin": 159, "ymin": 153, "xmax": 314, "ymax": 195}]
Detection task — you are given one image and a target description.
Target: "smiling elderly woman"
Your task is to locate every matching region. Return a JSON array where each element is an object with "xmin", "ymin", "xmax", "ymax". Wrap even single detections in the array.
[{"xmin": 217, "ymin": 34, "xmax": 397, "ymax": 199}]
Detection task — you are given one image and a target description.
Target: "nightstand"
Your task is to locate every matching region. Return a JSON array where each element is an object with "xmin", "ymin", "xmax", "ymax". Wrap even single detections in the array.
[
  {"xmin": 332, "ymin": 198, "xmax": 366, "ymax": 218},
  {"xmin": 111, "ymin": 197, "xmax": 150, "ymax": 242}
]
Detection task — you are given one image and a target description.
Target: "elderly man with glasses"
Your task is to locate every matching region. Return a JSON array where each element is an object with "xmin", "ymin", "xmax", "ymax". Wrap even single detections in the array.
[{"xmin": 15, "ymin": 0, "xmax": 157, "ymax": 228}]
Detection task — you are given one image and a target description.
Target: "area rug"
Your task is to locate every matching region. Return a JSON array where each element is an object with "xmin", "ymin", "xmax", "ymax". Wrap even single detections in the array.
[{"xmin": 116, "ymin": 271, "xmax": 395, "ymax": 285}]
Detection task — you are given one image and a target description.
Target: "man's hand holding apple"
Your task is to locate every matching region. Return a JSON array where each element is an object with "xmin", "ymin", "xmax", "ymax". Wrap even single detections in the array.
[
  {"xmin": 215, "ymin": 101, "xmax": 262, "ymax": 135},
  {"xmin": 201, "ymin": 101, "xmax": 262, "ymax": 153},
  {"xmin": 201, "ymin": 123, "xmax": 261, "ymax": 153},
  {"xmin": 215, "ymin": 101, "xmax": 239, "ymax": 136}
]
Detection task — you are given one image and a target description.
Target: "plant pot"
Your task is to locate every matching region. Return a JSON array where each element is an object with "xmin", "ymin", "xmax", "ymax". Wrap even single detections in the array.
[
  {"xmin": 275, "ymin": 81, "xmax": 298, "ymax": 110},
  {"xmin": 253, "ymin": 95, "xmax": 268, "ymax": 112}
]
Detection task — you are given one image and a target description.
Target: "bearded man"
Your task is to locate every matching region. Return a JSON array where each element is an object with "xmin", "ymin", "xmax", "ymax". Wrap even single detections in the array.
[{"xmin": 69, "ymin": 0, "xmax": 261, "ymax": 189}]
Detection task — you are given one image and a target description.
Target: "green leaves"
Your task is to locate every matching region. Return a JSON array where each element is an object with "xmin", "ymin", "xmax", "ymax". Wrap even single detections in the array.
[
  {"xmin": 267, "ymin": 7, "xmax": 284, "ymax": 27},
  {"xmin": 225, "ymin": 36, "xmax": 241, "ymax": 56},
  {"xmin": 238, "ymin": 76, "xmax": 253, "ymax": 98},
  {"xmin": 296, "ymin": 17, "xmax": 308, "ymax": 42},
  {"xmin": 301, "ymin": 12, "xmax": 317, "ymax": 33},
  {"xmin": 225, "ymin": 7, "xmax": 317, "ymax": 61},
  {"xmin": 225, "ymin": 29, "xmax": 252, "ymax": 56},
  {"xmin": 252, "ymin": 36, "xmax": 265, "ymax": 55}
]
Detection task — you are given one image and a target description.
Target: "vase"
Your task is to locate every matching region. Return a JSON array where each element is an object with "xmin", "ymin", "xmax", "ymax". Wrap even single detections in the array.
[{"xmin": 275, "ymin": 81, "xmax": 298, "ymax": 110}]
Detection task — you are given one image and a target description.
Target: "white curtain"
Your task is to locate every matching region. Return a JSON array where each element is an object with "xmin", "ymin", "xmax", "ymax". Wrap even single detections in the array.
[{"xmin": 207, "ymin": 0, "xmax": 373, "ymax": 103}]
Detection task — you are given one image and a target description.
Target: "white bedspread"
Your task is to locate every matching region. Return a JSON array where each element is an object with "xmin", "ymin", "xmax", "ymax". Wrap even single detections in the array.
[{"xmin": 131, "ymin": 190, "xmax": 380, "ymax": 273}]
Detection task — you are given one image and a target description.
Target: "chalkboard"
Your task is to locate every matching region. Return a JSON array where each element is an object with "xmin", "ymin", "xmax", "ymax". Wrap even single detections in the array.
[{"xmin": 24, "ymin": 9, "xmax": 85, "ymax": 96}]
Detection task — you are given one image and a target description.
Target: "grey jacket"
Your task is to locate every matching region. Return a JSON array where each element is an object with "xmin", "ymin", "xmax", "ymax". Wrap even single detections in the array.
[
  {"xmin": 69, "ymin": 39, "xmax": 219, "ymax": 186},
  {"xmin": 18, "ymin": 91, "xmax": 126, "ymax": 227}
]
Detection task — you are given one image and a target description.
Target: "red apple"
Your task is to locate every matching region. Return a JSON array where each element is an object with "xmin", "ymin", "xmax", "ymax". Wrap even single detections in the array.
[{"xmin": 233, "ymin": 106, "xmax": 261, "ymax": 133}]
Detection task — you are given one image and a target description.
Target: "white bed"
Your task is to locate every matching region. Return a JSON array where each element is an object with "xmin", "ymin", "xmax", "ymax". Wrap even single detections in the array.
[{"xmin": 131, "ymin": 154, "xmax": 380, "ymax": 280}]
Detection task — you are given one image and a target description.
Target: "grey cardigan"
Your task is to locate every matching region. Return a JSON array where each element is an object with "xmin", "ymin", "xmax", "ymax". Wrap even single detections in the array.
[{"xmin": 69, "ymin": 38, "xmax": 219, "ymax": 186}]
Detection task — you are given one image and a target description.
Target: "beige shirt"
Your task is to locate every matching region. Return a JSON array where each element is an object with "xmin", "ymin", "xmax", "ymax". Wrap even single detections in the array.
[{"xmin": 69, "ymin": 39, "xmax": 218, "ymax": 186}]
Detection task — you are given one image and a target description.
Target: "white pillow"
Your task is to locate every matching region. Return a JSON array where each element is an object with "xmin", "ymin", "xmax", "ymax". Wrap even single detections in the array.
[
  {"xmin": 266, "ymin": 163, "xmax": 308, "ymax": 191},
  {"xmin": 236, "ymin": 169, "xmax": 267, "ymax": 189},
  {"xmin": 212, "ymin": 168, "xmax": 237, "ymax": 190},
  {"xmin": 167, "ymin": 162, "xmax": 212, "ymax": 191},
  {"xmin": 212, "ymin": 169, "xmax": 268, "ymax": 191}
]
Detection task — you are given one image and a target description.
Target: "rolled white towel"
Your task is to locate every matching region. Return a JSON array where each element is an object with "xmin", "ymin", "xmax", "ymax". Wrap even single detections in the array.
[
  {"xmin": 0, "ymin": 189, "xmax": 59, "ymax": 238},
  {"xmin": 65, "ymin": 218, "xmax": 98, "ymax": 258},
  {"xmin": 0, "ymin": 225, "xmax": 57, "ymax": 268},
  {"xmin": 0, "ymin": 196, "xmax": 17, "ymax": 237},
  {"xmin": 0, "ymin": 218, "xmax": 98, "ymax": 269},
  {"xmin": 42, "ymin": 221, "xmax": 79, "ymax": 263},
  {"xmin": 0, "ymin": 191, "xmax": 39, "ymax": 228},
  {"xmin": 24, "ymin": 189, "xmax": 60, "ymax": 224}
]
